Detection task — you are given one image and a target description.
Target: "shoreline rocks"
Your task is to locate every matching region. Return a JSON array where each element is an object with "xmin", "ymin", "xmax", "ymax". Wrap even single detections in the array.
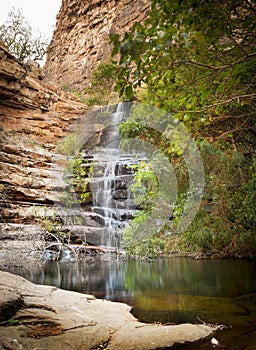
[{"xmin": 0, "ymin": 270, "xmax": 219, "ymax": 350}]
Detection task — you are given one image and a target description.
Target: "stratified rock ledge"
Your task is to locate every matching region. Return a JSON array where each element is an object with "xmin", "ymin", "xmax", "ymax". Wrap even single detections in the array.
[{"xmin": 0, "ymin": 270, "xmax": 219, "ymax": 350}]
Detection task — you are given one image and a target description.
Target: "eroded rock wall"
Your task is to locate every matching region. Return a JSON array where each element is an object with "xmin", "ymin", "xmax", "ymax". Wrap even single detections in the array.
[
  {"xmin": 0, "ymin": 44, "xmax": 87, "ymax": 222},
  {"xmin": 44, "ymin": 0, "xmax": 150, "ymax": 90},
  {"xmin": 0, "ymin": 0, "xmax": 151, "ymax": 232}
]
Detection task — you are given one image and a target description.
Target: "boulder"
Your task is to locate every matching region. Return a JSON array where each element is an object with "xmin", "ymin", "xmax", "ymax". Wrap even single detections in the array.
[{"xmin": 0, "ymin": 270, "xmax": 219, "ymax": 350}]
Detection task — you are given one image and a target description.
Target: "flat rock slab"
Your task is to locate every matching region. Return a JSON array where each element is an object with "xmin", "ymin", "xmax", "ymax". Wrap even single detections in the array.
[{"xmin": 0, "ymin": 270, "xmax": 219, "ymax": 350}]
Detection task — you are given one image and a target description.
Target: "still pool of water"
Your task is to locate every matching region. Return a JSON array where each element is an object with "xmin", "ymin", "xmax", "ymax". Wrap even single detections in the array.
[{"xmin": 3, "ymin": 256, "xmax": 256, "ymax": 349}]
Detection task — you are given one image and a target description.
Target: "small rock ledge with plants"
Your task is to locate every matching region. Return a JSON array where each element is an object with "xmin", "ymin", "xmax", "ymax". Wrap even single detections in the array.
[{"xmin": 0, "ymin": 270, "xmax": 219, "ymax": 350}]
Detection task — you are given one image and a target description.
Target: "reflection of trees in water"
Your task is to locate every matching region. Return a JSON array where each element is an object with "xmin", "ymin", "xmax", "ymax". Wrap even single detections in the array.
[
  {"xmin": 123, "ymin": 258, "xmax": 256, "ymax": 298},
  {"xmin": 122, "ymin": 258, "xmax": 256, "ymax": 326},
  {"xmin": 7, "ymin": 257, "xmax": 132, "ymax": 300},
  {"xmin": 4, "ymin": 257, "xmax": 256, "ymax": 302},
  {"xmin": 42, "ymin": 259, "xmax": 109, "ymax": 294},
  {"xmin": 3, "ymin": 264, "xmax": 46, "ymax": 285}
]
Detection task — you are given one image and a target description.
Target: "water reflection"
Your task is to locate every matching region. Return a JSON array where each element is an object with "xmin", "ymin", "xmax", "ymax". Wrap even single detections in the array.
[
  {"xmin": 3, "ymin": 256, "xmax": 256, "ymax": 349},
  {"xmin": 4, "ymin": 257, "xmax": 256, "ymax": 300},
  {"xmin": 5, "ymin": 256, "xmax": 133, "ymax": 301},
  {"xmin": 123, "ymin": 257, "xmax": 256, "ymax": 298},
  {"xmin": 4, "ymin": 257, "xmax": 256, "ymax": 318}
]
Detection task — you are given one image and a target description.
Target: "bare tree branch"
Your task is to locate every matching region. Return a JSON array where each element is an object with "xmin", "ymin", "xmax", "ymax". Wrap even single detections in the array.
[{"xmin": 0, "ymin": 7, "xmax": 49, "ymax": 62}]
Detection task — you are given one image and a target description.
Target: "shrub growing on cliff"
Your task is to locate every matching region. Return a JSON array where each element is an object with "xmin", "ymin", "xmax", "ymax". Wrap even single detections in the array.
[
  {"xmin": 0, "ymin": 7, "xmax": 49, "ymax": 62},
  {"xmin": 84, "ymin": 62, "xmax": 119, "ymax": 106}
]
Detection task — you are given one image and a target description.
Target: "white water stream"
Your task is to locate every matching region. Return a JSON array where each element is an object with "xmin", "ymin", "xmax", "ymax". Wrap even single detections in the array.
[{"xmin": 89, "ymin": 103, "xmax": 144, "ymax": 247}]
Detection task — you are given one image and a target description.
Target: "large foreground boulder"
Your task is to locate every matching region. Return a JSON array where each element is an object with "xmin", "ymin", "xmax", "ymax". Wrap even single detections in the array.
[{"xmin": 0, "ymin": 270, "xmax": 219, "ymax": 350}]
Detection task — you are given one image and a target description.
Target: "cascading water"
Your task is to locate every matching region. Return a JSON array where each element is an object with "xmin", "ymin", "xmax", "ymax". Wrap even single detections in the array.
[{"xmin": 88, "ymin": 103, "xmax": 143, "ymax": 248}]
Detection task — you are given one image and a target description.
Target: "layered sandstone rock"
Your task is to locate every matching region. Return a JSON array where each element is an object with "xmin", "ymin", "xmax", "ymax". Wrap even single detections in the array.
[
  {"xmin": 0, "ymin": 44, "xmax": 86, "ymax": 144},
  {"xmin": 0, "ymin": 0, "xmax": 151, "ymax": 225},
  {"xmin": 45, "ymin": 0, "xmax": 150, "ymax": 90},
  {"xmin": 0, "ymin": 44, "xmax": 87, "ymax": 222}
]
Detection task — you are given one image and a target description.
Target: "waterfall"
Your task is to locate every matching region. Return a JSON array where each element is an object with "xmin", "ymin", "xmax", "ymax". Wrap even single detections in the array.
[{"xmin": 88, "ymin": 103, "xmax": 142, "ymax": 248}]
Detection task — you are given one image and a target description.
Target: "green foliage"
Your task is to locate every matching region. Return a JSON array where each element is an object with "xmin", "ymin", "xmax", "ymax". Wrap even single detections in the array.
[
  {"xmin": 62, "ymin": 86, "xmax": 87, "ymax": 104},
  {"xmin": 130, "ymin": 162, "xmax": 158, "ymax": 208},
  {"xmin": 121, "ymin": 150, "xmax": 255, "ymax": 260},
  {"xmin": 236, "ymin": 155, "xmax": 256, "ymax": 229},
  {"xmin": 7, "ymin": 317, "xmax": 19, "ymax": 326},
  {"xmin": 31, "ymin": 205, "xmax": 58, "ymax": 232},
  {"xmin": 111, "ymin": 0, "xmax": 255, "ymax": 137},
  {"xmin": 122, "ymin": 161, "xmax": 174, "ymax": 259},
  {"xmin": 62, "ymin": 153, "xmax": 92, "ymax": 206},
  {"xmin": 176, "ymin": 145, "xmax": 256, "ymax": 257},
  {"xmin": 84, "ymin": 61, "xmax": 119, "ymax": 106},
  {"xmin": 57, "ymin": 134, "xmax": 82, "ymax": 156},
  {"xmin": 111, "ymin": 0, "xmax": 256, "ymax": 258},
  {"xmin": 119, "ymin": 103, "xmax": 190, "ymax": 159},
  {"xmin": 0, "ymin": 7, "xmax": 49, "ymax": 61},
  {"xmin": 122, "ymin": 210, "xmax": 169, "ymax": 259}
]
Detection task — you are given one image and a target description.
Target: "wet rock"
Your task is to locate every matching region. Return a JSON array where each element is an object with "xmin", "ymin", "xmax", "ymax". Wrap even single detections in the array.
[
  {"xmin": 111, "ymin": 176, "xmax": 133, "ymax": 190},
  {"xmin": 113, "ymin": 189, "xmax": 128, "ymax": 200},
  {"xmin": 58, "ymin": 225, "xmax": 109, "ymax": 246},
  {"xmin": 115, "ymin": 164, "xmax": 135, "ymax": 176}
]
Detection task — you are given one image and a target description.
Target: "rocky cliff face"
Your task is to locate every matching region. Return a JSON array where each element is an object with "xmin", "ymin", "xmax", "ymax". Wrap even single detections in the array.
[
  {"xmin": 0, "ymin": 44, "xmax": 131, "ymax": 250},
  {"xmin": 0, "ymin": 0, "xmax": 151, "ymax": 222},
  {"xmin": 0, "ymin": 44, "xmax": 87, "ymax": 222},
  {"xmin": 45, "ymin": 0, "xmax": 150, "ymax": 90}
]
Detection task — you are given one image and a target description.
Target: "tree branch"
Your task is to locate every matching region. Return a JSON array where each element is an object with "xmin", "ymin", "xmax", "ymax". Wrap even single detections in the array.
[
  {"xmin": 169, "ymin": 52, "xmax": 256, "ymax": 71},
  {"xmin": 167, "ymin": 94, "xmax": 256, "ymax": 114}
]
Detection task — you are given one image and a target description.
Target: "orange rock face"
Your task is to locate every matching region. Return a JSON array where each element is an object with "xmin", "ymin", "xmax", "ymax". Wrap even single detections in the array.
[
  {"xmin": 0, "ymin": 1, "xmax": 150, "ymax": 223},
  {"xmin": 44, "ymin": 0, "xmax": 150, "ymax": 90},
  {"xmin": 0, "ymin": 44, "xmax": 87, "ymax": 222}
]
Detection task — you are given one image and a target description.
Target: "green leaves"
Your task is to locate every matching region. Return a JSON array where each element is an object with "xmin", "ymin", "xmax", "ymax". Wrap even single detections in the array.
[
  {"xmin": 84, "ymin": 61, "xmax": 118, "ymax": 106},
  {"xmin": 125, "ymin": 85, "xmax": 134, "ymax": 100},
  {"xmin": 111, "ymin": 0, "xmax": 255, "ymax": 129},
  {"xmin": 62, "ymin": 153, "xmax": 91, "ymax": 206},
  {"xmin": 111, "ymin": 0, "xmax": 256, "ymax": 257}
]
